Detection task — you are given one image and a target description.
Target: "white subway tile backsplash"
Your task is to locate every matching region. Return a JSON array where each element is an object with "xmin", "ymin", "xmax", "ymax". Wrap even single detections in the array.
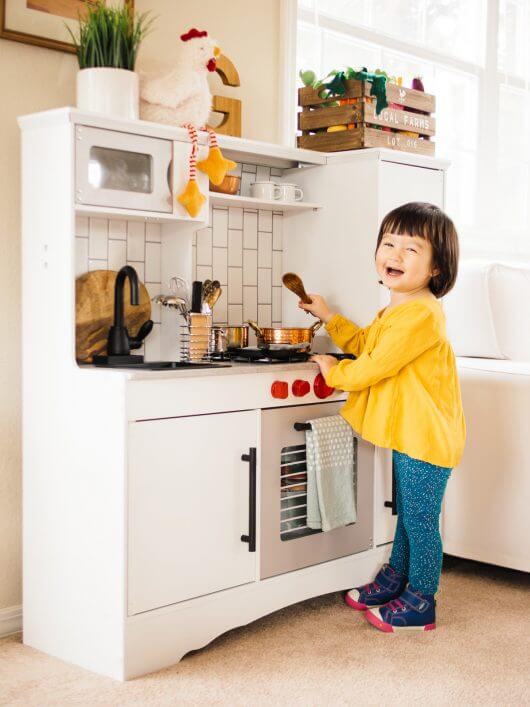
[
  {"xmin": 75, "ymin": 163, "xmax": 283, "ymax": 354},
  {"xmin": 212, "ymin": 208, "xmax": 228, "ymax": 247},
  {"xmin": 144, "ymin": 322, "xmax": 161, "ymax": 361},
  {"xmin": 256, "ymin": 165, "xmax": 271, "ymax": 182},
  {"xmin": 258, "ymin": 304, "xmax": 272, "ymax": 327},
  {"xmin": 108, "ymin": 239, "xmax": 127, "ymax": 272},
  {"xmin": 76, "ymin": 216, "xmax": 89, "ymax": 238},
  {"xmin": 272, "ymin": 213, "xmax": 283, "ymax": 250},
  {"xmin": 258, "ymin": 231, "xmax": 272, "ymax": 268},
  {"xmin": 89, "ymin": 258, "xmax": 107, "ymax": 271},
  {"xmin": 146, "ymin": 283, "xmax": 162, "ymax": 323},
  {"xmin": 240, "ymin": 172, "xmax": 255, "ymax": 197},
  {"xmin": 243, "ymin": 286, "xmax": 258, "ymax": 323},
  {"xmin": 127, "ymin": 221, "xmax": 145, "ymax": 261},
  {"xmin": 258, "ymin": 268, "xmax": 272, "ymax": 304},
  {"xmin": 270, "ymin": 167, "xmax": 284, "ymax": 178},
  {"xmin": 272, "ymin": 250, "xmax": 282, "ymax": 287},
  {"xmin": 228, "ymin": 267, "xmax": 243, "ymax": 304},
  {"xmin": 196, "ymin": 227, "xmax": 212, "ymax": 266},
  {"xmin": 109, "ymin": 219, "xmax": 127, "ymax": 240},
  {"xmin": 75, "ymin": 237, "xmax": 88, "ymax": 276},
  {"xmin": 228, "ymin": 207, "xmax": 243, "ymax": 229},
  {"xmin": 127, "ymin": 261, "xmax": 144, "ymax": 281},
  {"xmin": 212, "ymin": 247, "xmax": 228, "ymax": 285},
  {"xmin": 145, "ymin": 242, "xmax": 161, "ymax": 283},
  {"xmin": 213, "ymin": 292, "xmax": 227, "ymax": 324},
  {"xmin": 243, "ymin": 249, "xmax": 258, "ymax": 286},
  {"xmin": 272, "ymin": 286, "xmax": 282, "ymax": 322},
  {"xmin": 228, "ymin": 304, "xmax": 243, "ymax": 326},
  {"xmin": 196, "ymin": 265, "xmax": 212, "ymax": 282},
  {"xmin": 89, "ymin": 218, "xmax": 108, "ymax": 259},
  {"xmin": 146, "ymin": 222, "xmax": 162, "ymax": 243},
  {"xmin": 243, "ymin": 210, "xmax": 258, "ymax": 249},
  {"xmin": 228, "ymin": 229, "xmax": 243, "ymax": 266},
  {"xmin": 258, "ymin": 210, "xmax": 273, "ymax": 233}
]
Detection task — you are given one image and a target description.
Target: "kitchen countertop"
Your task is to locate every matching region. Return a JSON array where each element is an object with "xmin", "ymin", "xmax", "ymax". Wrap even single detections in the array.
[{"xmin": 80, "ymin": 360, "xmax": 321, "ymax": 380}]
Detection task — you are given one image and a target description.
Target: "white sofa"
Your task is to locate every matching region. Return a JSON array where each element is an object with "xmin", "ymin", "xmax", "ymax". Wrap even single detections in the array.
[{"xmin": 441, "ymin": 261, "xmax": 530, "ymax": 573}]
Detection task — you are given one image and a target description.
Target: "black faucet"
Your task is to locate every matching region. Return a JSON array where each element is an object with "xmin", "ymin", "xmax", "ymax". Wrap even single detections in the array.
[{"xmin": 107, "ymin": 265, "xmax": 153, "ymax": 356}]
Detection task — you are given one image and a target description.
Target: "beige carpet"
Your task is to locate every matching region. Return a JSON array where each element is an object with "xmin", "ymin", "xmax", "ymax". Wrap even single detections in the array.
[{"xmin": 1, "ymin": 558, "xmax": 528, "ymax": 706}]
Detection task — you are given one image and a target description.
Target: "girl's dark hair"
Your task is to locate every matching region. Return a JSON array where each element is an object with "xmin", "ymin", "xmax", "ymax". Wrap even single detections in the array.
[{"xmin": 375, "ymin": 202, "xmax": 459, "ymax": 298}]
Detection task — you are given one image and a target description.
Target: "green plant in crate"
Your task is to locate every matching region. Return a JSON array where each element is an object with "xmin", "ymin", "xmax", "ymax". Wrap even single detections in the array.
[{"xmin": 66, "ymin": 1, "xmax": 154, "ymax": 70}]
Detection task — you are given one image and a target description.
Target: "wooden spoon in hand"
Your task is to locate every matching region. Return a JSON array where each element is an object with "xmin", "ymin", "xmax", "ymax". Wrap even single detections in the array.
[{"xmin": 282, "ymin": 272, "xmax": 312, "ymax": 305}]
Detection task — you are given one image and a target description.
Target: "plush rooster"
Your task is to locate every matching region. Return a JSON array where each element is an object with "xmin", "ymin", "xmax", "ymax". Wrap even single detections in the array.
[{"xmin": 140, "ymin": 28, "xmax": 236, "ymax": 217}]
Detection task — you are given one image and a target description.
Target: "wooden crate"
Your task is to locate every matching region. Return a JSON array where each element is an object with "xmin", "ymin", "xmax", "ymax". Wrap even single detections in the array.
[{"xmin": 297, "ymin": 80, "xmax": 436, "ymax": 156}]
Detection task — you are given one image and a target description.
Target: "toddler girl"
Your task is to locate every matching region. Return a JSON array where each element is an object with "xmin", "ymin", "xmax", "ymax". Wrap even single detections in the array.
[{"xmin": 300, "ymin": 201, "xmax": 466, "ymax": 633}]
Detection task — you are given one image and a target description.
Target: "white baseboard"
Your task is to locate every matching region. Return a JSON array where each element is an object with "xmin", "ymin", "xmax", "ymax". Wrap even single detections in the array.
[{"xmin": 0, "ymin": 605, "xmax": 22, "ymax": 638}]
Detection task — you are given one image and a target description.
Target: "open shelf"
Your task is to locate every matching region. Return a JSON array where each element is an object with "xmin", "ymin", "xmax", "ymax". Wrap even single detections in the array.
[{"xmin": 209, "ymin": 193, "xmax": 322, "ymax": 212}]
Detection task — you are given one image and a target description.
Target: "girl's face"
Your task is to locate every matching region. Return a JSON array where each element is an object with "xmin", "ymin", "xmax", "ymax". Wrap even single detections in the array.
[{"xmin": 375, "ymin": 231, "xmax": 439, "ymax": 294}]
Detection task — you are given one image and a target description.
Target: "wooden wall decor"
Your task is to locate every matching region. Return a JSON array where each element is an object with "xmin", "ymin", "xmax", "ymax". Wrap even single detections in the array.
[{"xmin": 208, "ymin": 53, "xmax": 242, "ymax": 138}]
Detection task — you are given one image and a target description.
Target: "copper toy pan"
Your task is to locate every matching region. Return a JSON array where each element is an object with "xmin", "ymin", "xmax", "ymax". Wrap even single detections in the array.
[{"xmin": 247, "ymin": 320, "xmax": 322, "ymax": 346}]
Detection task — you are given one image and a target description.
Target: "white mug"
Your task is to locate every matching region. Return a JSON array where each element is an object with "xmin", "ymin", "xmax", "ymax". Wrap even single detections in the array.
[
  {"xmin": 277, "ymin": 182, "xmax": 304, "ymax": 202},
  {"xmin": 250, "ymin": 181, "xmax": 282, "ymax": 200}
]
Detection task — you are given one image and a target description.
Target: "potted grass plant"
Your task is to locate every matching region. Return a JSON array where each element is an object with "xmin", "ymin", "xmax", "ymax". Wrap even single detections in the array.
[{"xmin": 67, "ymin": 1, "xmax": 154, "ymax": 119}]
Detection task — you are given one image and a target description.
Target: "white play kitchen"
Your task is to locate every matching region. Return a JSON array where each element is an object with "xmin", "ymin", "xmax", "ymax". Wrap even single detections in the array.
[{"xmin": 20, "ymin": 107, "xmax": 447, "ymax": 680}]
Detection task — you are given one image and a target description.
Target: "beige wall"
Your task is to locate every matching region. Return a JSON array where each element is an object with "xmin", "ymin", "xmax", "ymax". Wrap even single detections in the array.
[{"xmin": 0, "ymin": 1, "xmax": 280, "ymax": 611}]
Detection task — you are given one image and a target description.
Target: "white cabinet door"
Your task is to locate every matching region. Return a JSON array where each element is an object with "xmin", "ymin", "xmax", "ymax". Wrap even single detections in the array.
[
  {"xmin": 379, "ymin": 161, "xmax": 445, "ymax": 218},
  {"xmin": 128, "ymin": 410, "xmax": 258, "ymax": 615}
]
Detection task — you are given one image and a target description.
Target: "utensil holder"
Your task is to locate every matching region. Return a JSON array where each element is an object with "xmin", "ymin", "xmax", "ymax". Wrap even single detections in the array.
[{"xmin": 180, "ymin": 313, "xmax": 213, "ymax": 361}]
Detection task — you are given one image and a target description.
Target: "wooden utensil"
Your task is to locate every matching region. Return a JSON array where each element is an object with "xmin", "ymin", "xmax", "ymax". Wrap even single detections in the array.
[
  {"xmin": 76, "ymin": 270, "xmax": 151, "ymax": 363},
  {"xmin": 282, "ymin": 272, "xmax": 312, "ymax": 305},
  {"xmin": 205, "ymin": 282, "xmax": 222, "ymax": 310}
]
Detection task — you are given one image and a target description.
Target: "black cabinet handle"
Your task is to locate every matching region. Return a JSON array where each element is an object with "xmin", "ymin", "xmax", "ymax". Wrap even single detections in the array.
[
  {"xmin": 384, "ymin": 460, "xmax": 397, "ymax": 515},
  {"xmin": 241, "ymin": 447, "xmax": 257, "ymax": 552},
  {"xmin": 294, "ymin": 422, "xmax": 312, "ymax": 431}
]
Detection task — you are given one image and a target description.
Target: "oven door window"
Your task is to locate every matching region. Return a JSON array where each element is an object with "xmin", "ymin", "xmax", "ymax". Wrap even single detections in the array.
[
  {"xmin": 88, "ymin": 146, "xmax": 153, "ymax": 194},
  {"xmin": 280, "ymin": 439, "xmax": 358, "ymax": 541}
]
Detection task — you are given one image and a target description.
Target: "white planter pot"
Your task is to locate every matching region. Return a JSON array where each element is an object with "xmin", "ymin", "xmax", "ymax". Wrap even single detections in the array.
[{"xmin": 77, "ymin": 68, "xmax": 139, "ymax": 120}]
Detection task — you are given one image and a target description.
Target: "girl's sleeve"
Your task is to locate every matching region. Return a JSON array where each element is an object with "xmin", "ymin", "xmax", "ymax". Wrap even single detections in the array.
[
  {"xmin": 325, "ymin": 313, "xmax": 370, "ymax": 357},
  {"xmin": 325, "ymin": 303, "xmax": 440, "ymax": 392}
]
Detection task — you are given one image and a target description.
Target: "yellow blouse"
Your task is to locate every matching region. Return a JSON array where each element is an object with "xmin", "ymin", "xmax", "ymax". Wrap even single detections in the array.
[{"xmin": 324, "ymin": 298, "xmax": 466, "ymax": 468}]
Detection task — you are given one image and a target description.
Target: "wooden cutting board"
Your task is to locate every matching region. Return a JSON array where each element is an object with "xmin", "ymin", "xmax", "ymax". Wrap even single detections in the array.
[{"xmin": 76, "ymin": 270, "xmax": 152, "ymax": 362}]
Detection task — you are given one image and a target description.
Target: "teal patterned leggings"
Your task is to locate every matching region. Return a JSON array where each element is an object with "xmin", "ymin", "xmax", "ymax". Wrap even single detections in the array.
[{"xmin": 389, "ymin": 450, "xmax": 452, "ymax": 594}]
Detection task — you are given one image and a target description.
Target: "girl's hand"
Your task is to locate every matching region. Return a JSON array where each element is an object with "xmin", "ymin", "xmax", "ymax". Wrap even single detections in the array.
[
  {"xmin": 298, "ymin": 294, "xmax": 335, "ymax": 323},
  {"xmin": 311, "ymin": 354, "xmax": 338, "ymax": 379}
]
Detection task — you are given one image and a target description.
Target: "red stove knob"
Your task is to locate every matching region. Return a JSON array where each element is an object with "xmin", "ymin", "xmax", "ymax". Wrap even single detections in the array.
[
  {"xmin": 313, "ymin": 373, "xmax": 334, "ymax": 399},
  {"xmin": 271, "ymin": 381, "xmax": 289, "ymax": 399},
  {"xmin": 292, "ymin": 379, "xmax": 310, "ymax": 397}
]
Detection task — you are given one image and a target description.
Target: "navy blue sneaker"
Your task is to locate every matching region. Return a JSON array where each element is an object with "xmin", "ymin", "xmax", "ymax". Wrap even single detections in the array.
[
  {"xmin": 345, "ymin": 564, "xmax": 407, "ymax": 611},
  {"xmin": 365, "ymin": 584, "xmax": 436, "ymax": 632}
]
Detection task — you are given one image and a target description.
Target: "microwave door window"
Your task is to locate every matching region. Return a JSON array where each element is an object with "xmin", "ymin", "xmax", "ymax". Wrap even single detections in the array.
[{"xmin": 88, "ymin": 146, "xmax": 153, "ymax": 194}]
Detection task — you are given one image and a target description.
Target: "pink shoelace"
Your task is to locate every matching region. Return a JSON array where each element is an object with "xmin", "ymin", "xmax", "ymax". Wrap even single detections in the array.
[
  {"xmin": 364, "ymin": 582, "xmax": 381, "ymax": 595},
  {"xmin": 387, "ymin": 599, "xmax": 405, "ymax": 613}
]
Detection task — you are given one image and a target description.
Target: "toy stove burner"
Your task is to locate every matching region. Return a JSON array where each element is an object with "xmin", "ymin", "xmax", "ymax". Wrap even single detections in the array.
[
  {"xmin": 212, "ymin": 347, "xmax": 311, "ymax": 363},
  {"xmin": 211, "ymin": 349, "xmax": 357, "ymax": 364}
]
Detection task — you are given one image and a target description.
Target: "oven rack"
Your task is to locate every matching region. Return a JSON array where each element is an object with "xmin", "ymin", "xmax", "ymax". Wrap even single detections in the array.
[{"xmin": 280, "ymin": 443, "xmax": 321, "ymax": 540}]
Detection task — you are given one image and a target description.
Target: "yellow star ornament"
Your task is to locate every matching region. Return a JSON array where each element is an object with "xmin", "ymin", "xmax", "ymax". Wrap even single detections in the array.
[
  {"xmin": 177, "ymin": 179, "xmax": 206, "ymax": 218},
  {"xmin": 197, "ymin": 147, "xmax": 237, "ymax": 186}
]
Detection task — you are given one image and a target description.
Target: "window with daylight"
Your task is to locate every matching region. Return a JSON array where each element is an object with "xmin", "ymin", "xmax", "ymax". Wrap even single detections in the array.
[{"xmin": 292, "ymin": 0, "xmax": 530, "ymax": 259}]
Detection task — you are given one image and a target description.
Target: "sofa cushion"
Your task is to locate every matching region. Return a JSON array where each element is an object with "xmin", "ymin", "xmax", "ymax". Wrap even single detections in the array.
[
  {"xmin": 443, "ymin": 260, "xmax": 504, "ymax": 358},
  {"xmin": 488, "ymin": 263, "xmax": 530, "ymax": 361}
]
